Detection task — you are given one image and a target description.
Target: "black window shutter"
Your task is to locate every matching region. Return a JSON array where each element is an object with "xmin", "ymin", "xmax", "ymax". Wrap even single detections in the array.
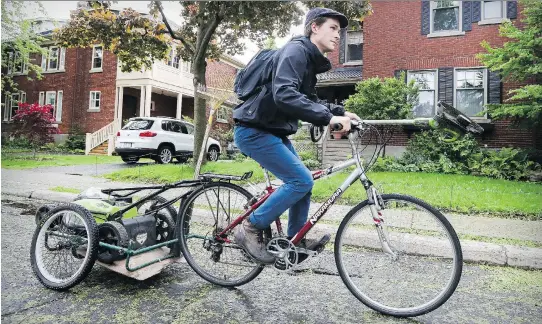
[
  {"xmin": 488, "ymin": 71, "xmax": 502, "ymax": 104},
  {"xmin": 339, "ymin": 29, "xmax": 346, "ymax": 64},
  {"xmin": 394, "ymin": 69, "xmax": 407, "ymax": 83},
  {"xmin": 472, "ymin": 1, "xmax": 481, "ymax": 22},
  {"xmin": 462, "ymin": 1, "xmax": 472, "ymax": 32},
  {"xmin": 421, "ymin": 0, "xmax": 430, "ymax": 35},
  {"xmin": 507, "ymin": 1, "xmax": 518, "ymax": 19},
  {"xmin": 438, "ymin": 67, "xmax": 454, "ymax": 105}
]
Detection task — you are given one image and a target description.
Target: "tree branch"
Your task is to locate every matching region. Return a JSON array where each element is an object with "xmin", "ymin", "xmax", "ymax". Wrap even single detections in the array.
[
  {"xmin": 155, "ymin": 0, "xmax": 195, "ymax": 55},
  {"xmin": 194, "ymin": 13, "xmax": 220, "ymax": 66}
]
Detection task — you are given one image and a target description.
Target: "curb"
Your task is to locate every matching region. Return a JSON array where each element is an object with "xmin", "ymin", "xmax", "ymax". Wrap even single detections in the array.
[
  {"xmin": 4, "ymin": 189, "xmax": 76, "ymax": 203},
  {"xmin": 302, "ymin": 223, "xmax": 542, "ymax": 270},
  {"xmin": 3, "ymin": 189, "xmax": 542, "ymax": 270}
]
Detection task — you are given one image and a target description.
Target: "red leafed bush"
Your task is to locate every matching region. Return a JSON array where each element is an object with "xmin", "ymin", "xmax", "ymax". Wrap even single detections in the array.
[{"xmin": 11, "ymin": 103, "xmax": 60, "ymax": 149}]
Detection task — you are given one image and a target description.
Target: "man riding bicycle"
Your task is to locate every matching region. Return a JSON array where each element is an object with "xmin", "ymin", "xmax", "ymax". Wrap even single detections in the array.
[{"xmin": 233, "ymin": 7, "xmax": 361, "ymax": 263}]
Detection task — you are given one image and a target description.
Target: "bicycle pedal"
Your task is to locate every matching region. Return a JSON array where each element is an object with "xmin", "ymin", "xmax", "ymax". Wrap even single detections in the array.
[{"xmin": 307, "ymin": 233, "xmax": 331, "ymax": 252}]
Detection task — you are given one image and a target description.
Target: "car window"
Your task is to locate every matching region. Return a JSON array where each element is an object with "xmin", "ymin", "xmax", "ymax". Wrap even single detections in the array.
[
  {"xmin": 179, "ymin": 123, "xmax": 188, "ymax": 134},
  {"xmin": 122, "ymin": 120, "xmax": 154, "ymax": 130},
  {"xmin": 170, "ymin": 122, "xmax": 183, "ymax": 133},
  {"xmin": 161, "ymin": 120, "xmax": 171, "ymax": 131},
  {"xmin": 184, "ymin": 123, "xmax": 194, "ymax": 134}
]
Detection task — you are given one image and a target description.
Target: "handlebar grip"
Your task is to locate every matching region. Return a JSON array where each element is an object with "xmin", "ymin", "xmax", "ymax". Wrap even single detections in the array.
[{"xmin": 331, "ymin": 123, "xmax": 343, "ymax": 131}]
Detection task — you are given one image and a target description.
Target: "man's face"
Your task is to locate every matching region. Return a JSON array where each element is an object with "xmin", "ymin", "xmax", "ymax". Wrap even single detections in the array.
[{"xmin": 311, "ymin": 17, "xmax": 341, "ymax": 53}]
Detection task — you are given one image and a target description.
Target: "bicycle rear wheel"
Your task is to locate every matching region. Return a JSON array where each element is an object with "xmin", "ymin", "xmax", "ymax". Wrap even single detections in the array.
[
  {"xmin": 30, "ymin": 203, "xmax": 99, "ymax": 290},
  {"xmin": 335, "ymin": 194, "xmax": 462, "ymax": 317},
  {"xmin": 178, "ymin": 182, "xmax": 265, "ymax": 287}
]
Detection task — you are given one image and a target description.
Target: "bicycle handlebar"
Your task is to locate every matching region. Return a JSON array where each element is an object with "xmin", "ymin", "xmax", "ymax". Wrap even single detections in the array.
[{"xmin": 323, "ymin": 101, "xmax": 484, "ymax": 143}]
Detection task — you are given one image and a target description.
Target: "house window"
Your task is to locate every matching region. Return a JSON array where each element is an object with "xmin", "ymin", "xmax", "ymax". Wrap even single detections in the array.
[
  {"xmin": 407, "ymin": 70, "xmax": 437, "ymax": 117},
  {"xmin": 173, "ymin": 55, "xmax": 180, "ymax": 69},
  {"xmin": 6, "ymin": 51, "xmax": 27, "ymax": 75},
  {"xmin": 56, "ymin": 91, "xmax": 63, "ymax": 121},
  {"xmin": 482, "ymin": 1, "xmax": 507, "ymax": 21},
  {"xmin": 41, "ymin": 46, "xmax": 65, "ymax": 72},
  {"xmin": 11, "ymin": 94, "xmax": 20, "ymax": 120},
  {"xmin": 91, "ymin": 45, "xmax": 103, "ymax": 70},
  {"xmin": 48, "ymin": 47, "xmax": 59, "ymax": 70},
  {"xmin": 89, "ymin": 91, "xmax": 101, "ymax": 111},
  {"xmin": 431, "ymin": 0, "xmax": 461, "ymax": 33},
  {"xmin": 3, "ymin": 93, "xmax": 25, "ymax": 121},
  {"xmin": 182, "ymin": 60, "xmax": 191, "ymax": 73},
  {"xmin": 39, "ymin": 92, "xmax": 45, "ymax": 105},
  {"xmin": 345, "ymin": 30, "xmax": 363, "ymax": 64},
  {"xmin": 46, "ymin": 91, "xmax": 57, "ymax": 119},
  {"xmin": 184, "ymin": 123, "xmax": 194, "ymax": 135},
  {"xmin": 455, "ymin": 69, "xmax": 486, "ymax": 117},
  {"xmin": 166, "ymin": 50, "xmax": 180, "ymax": 69}
]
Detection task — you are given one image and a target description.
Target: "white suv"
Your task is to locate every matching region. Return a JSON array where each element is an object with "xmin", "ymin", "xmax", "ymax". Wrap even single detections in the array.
[{"xmin": 115, "ymin": 117, "xmax": 222, "ymax": 164}]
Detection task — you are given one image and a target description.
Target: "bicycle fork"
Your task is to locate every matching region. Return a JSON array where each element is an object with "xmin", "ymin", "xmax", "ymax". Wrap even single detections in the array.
[{"xmin": 367, "ymin": 187, "xmax": 398, "ymax": 261}]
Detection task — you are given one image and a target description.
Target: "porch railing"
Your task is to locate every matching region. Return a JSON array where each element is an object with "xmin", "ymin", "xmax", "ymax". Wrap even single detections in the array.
[{"xmin": 85, "ymin": 119, "xmax": 120, "ymax": 155}]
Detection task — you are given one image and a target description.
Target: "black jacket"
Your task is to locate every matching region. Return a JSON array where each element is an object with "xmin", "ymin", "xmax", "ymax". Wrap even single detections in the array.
[{"xmin": 233, "ymin": 36, "xmax": 344, "ymax": 136}]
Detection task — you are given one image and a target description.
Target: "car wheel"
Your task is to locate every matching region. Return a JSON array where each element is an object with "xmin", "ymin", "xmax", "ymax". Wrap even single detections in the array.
[
  {"xmin": 156, "ymin": 145, "xmax": 174, "ymax": 164},
  {"xmin": 207, "ymin": 146, "xmax": 220, "ymax": 162},
  {"xmin": 121, "ymin": 156, "xmax": 139, "ymax": 164}
]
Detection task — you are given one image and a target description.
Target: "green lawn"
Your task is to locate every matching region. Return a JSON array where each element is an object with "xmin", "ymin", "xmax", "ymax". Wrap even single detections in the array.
[
  {"xmin": 1, "ymin": 154, "xmax": 120, "ymax": 169},
  {"xmin": 102, "ymin": 161, "xmax": 542, "ymax": 219},
  {"xmin": 102, "ymin": 159, "xmax": 267, "ymax": 184},
  {"xmin": 50, "ymin": 186, "xmax": 82, "ymax": 194},
  {"xmin": 312, "ymin": 171, "xmax": 542, "ymax": 219}
]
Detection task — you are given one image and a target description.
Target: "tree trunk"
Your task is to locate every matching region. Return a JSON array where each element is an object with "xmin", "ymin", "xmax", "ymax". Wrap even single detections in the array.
[{"xmin": 191, "ymin": 59, "xmax": 208, "ymax": 168}]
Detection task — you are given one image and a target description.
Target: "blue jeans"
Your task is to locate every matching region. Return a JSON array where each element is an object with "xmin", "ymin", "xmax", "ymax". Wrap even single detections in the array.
[{"xmin": 234, "ymin": 126, "xmax": 313, "ymax": 237}]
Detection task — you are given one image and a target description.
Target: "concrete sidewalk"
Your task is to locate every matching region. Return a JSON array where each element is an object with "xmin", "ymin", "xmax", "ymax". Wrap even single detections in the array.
[{"xmin": 2, "ymin": 167, "xmax": 541, "ymax": 269}]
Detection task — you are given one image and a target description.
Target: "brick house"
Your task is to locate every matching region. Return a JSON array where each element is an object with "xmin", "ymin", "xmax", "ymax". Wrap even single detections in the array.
[
  {"xmin": 317, "ymin": 0, "xmax": 541, "ymax": 165},
  {"xmin": 2, "ymin": 15, "xmax": 243, "ymax": 154}
]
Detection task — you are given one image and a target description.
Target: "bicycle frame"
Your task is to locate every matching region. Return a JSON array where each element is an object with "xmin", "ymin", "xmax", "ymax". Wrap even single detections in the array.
[{"xmin": 217, "ymin": 125, "xmax": 391, "ymax": 246}]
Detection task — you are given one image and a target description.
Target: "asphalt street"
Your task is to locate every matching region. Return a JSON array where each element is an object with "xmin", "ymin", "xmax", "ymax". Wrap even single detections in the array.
[{"xmin": 1, "ymin": 195, "xmax": 541, "ymax": 324}]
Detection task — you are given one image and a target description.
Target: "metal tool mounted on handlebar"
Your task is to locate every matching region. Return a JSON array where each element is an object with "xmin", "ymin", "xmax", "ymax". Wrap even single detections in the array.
[
  {"xmin": 429, "ymin": 101, "xmax": 484, "ymax": 142},
  {"xmin": 309, "ymin": 101, "xmax": 484, "ymax": 143}
]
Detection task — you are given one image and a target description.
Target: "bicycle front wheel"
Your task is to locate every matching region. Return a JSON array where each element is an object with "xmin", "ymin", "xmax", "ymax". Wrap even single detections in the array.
[
  {"xmin": 178, "ymin": 182, "xmax": 264, "ymax": 287},
  {"xmin": 335, "ymin": 194, "xmax": 462, "ymax": 317}
]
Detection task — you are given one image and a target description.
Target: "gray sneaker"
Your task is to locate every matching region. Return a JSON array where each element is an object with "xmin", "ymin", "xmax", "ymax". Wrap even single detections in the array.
[{"xmin": 234, "ymin": 219, "xmax": 275, "ymax": 264}]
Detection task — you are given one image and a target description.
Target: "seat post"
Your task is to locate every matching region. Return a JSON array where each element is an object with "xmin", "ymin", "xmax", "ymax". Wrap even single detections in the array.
[{"xmin": 262, "ymin": 167, "xmax": 272, "ymax": 188}]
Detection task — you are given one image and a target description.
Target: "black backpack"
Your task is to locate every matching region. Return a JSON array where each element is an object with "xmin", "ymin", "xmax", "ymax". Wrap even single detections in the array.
[{"xmin": 233, "ymin": 49, "xmax": 277, "ymax": 101}]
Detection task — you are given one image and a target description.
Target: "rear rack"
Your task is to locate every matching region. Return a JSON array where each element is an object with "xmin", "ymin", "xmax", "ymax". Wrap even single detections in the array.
[{"xmin": 198, "ymin": 171, "xmax": 253, "ymax": 181}]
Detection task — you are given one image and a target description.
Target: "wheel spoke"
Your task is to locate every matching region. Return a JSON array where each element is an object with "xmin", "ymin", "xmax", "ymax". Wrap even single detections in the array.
[
  {"xmin": 179, "ymin": 183, "xmax": 263, "ymax": 286},
  {"xmin": 335, "ymin": 194, "xmax": 462, "ymax": 316}
]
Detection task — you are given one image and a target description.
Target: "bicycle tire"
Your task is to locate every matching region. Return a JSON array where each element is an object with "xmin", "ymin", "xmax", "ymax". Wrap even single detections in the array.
[
  {"xmin": 30, "ymin": 203, "xmax": 99, "ymax": 290},
  {"xmin": 135, "ymin": 195, "xmax": 177, "ymax": 221},
  {"xmin": 334, "ymin": 194, "xmax": 462, "ymax": 317},
  {"xmin": 178, "ymin": 181, "xmax": 265, "ymax": 287}
]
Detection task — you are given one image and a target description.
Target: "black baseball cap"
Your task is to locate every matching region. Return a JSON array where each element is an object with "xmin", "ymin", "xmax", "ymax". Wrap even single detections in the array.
[{"xmin": 305, "ymin": 7, "xmax": 349, "ymax": 29}]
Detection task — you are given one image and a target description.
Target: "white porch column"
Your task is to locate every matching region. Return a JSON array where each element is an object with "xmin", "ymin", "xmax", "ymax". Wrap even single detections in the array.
[
  {"xmin": 144, "ymin": 85, "xmax": 152, "ymax": 117},
  {"xmin": 116, "ymin": 86, "xmax": 124, "ymax": 129},
  {"xmin": 176, "ymin": 93, "xmax": 183, "ymax": 119},
  {"xmin": 139, "ymin": 86, "xmax": 145, "ymax": 117}
]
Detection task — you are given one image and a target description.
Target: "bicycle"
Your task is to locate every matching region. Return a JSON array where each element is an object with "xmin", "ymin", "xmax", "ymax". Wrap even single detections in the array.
[{"xmin": 177, "ymin": 101, "xmax": 484, "ymax": 317}]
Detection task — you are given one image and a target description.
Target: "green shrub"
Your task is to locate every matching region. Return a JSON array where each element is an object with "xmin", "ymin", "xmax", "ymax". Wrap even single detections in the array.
[
  {"xmin": 65, "ymin": 134, "xmax": 85, "ymax": 151},
  {"xmin": 298, "ymin": 150, "xmax": 317, "ymax": 161},
  {"xmin": 234, "ymin": 153, "xmax": 247, "ymax": 162},
  {"xmin": 373, "ymin": 130, "xmax": 541, "ymax": 181},
  {"xmin": 303, "ymin": 159, "xmax": 321, "ymax": 170},
  {"xmin": 468, "ymin": 148, "xmax": 540, "ymax": 180},
  {"xmin": 2, "ymin": 137, "xmax": 33, "ymax": 149},
  {"xmin": 344, "ymin": 73, "xmax": 418, "ymax": 120}
]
